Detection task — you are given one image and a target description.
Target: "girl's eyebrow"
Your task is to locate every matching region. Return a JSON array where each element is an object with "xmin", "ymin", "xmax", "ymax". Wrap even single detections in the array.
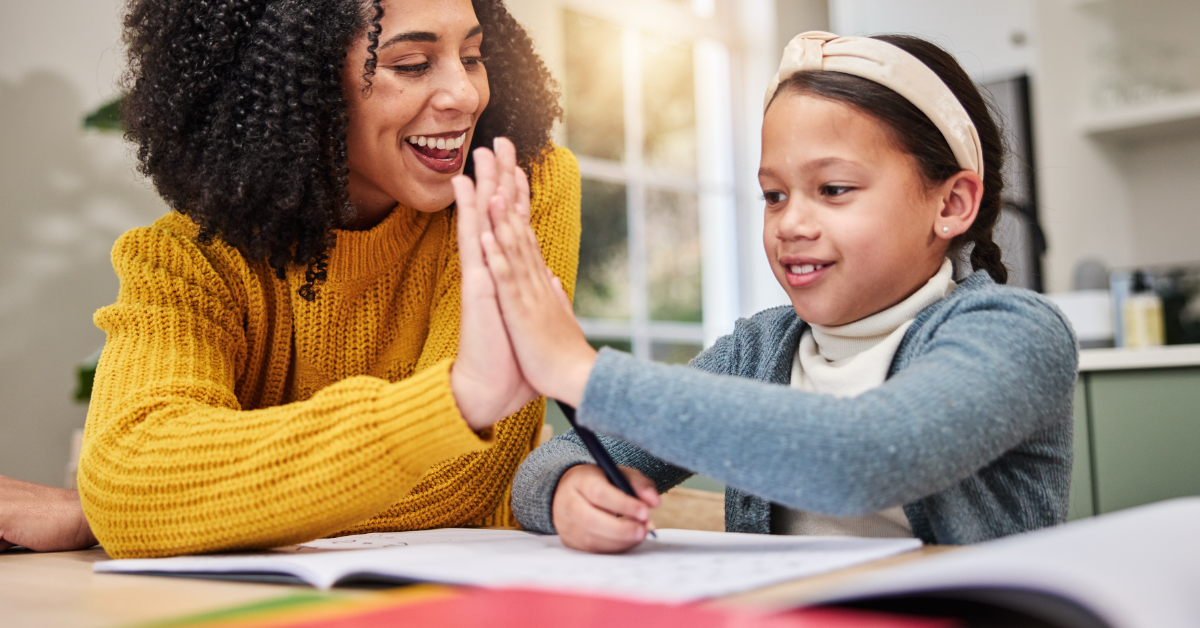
[
  {"xmin": 758, "ymin": 157, "xmax": 856, "ymax": 178},
  {"xmin": 379, "ymin": 24, "xmax": 483, "ymax": 52}
]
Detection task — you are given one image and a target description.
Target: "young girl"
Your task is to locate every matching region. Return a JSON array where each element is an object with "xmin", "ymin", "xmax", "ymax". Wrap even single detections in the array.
[{"xmin": 457, "ymin": 31, "xmax": 1076, "ymax": 553}]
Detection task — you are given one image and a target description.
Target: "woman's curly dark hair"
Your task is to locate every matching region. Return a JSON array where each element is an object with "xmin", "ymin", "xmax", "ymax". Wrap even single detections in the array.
[{"xmin": 120, "ymin": 0, "xmax": 562, "ymax": 299}]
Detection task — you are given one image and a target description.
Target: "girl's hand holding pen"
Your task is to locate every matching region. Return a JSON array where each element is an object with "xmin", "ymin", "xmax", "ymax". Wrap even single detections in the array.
[{"xmin": 553, "ymin": 464, "xmax": 660, "ymax": 553}]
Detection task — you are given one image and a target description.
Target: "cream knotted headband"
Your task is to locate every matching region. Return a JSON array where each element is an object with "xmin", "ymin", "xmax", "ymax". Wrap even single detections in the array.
[{"xmin": 764, "ymin": 31, "xmax": 984, "ymax": 180}]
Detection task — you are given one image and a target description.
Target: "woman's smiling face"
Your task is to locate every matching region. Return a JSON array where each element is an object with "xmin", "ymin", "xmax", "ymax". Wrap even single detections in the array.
[
  {"xmin": 759, "ymin": 92, "xmax": 953, "ymax": 327},
  {"xmin": 342, "ymin": 0, "xmax": 489, "ymax": 227}
]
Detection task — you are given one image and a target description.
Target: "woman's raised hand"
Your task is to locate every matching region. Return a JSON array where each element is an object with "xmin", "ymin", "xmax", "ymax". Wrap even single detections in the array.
[
  {"xmin": 0, "ymin": 475, "xmax": 97, "ymax": 552},
  {"xmin": 448, "ymin": 139, "xmax": 539, "ymax": 431},
  {"xmin": 470, "ymin": 142, "xmax": 598, "ymax": 407}
]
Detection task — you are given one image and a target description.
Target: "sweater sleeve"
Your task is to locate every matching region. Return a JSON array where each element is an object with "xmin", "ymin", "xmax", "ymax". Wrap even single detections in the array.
[
  {"xmin": 575, "ymin": 291, "xmax": 1078, "ymax": 518},
  {"xmin": 79, "ymin": 222, "xmax": 493, "ymax": 558},
  {"xmin": 509, "ymin": 332, "xmax": 743, "ymax": 533}
]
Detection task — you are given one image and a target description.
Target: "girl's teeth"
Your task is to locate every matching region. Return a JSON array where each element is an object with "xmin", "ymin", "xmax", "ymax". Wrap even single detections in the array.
[
  {"xmin": 417, "ymin": 137, "xmax": 427, "ymax": 147},
  {"xmin": 789, "ymin": 264, "xmax": 826, "ymax": 275},
  {"xmin": 436, "ymin": 138, "xmax": 447, "ymax": 150}
]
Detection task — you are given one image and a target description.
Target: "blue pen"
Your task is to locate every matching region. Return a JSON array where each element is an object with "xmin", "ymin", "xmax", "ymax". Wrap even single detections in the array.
[{"xmin": 555, "ymin": 400, "xmax": 656, "ymax": 538}]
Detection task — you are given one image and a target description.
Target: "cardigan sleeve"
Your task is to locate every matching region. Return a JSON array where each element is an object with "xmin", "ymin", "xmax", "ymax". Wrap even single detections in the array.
[
  {"xmin": 79, "ymin": 221, "xmax": 493, "ymax": 559},
  {"xmin": 575, "ymin": 289, "xmax": 1078, "ymax": 518},
  {"xmin": 509, "ymin": 330, "xmax": 744, "ymax": 533}
]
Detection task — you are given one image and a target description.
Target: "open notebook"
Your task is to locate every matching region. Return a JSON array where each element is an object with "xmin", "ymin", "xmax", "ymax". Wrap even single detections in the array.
[
  {"xmin": 95, "ymin": 498, "xmax": 1200, "ymax": 626},
  {"xmin": 93, "ymin": 529, "xmax": 921, "ymax": 602}
]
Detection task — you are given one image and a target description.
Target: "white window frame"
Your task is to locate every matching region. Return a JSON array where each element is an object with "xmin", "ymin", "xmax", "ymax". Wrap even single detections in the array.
[{"xmin": 559, "ymin": 0, "xmax": 741, "ymax": 359}]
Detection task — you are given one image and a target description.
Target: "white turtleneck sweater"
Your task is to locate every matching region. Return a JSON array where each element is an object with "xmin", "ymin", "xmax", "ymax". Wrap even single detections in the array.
[{"xmin": 772, "ymin": 258, "xmax": 957, "ymax": 538}]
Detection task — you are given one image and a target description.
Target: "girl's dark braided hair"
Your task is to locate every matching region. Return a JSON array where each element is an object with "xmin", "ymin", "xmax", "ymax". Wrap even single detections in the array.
[
  {"xmin": 774, "ymin": 34, "xmax": 1008, "ymax": 284},
  {"xmin": 121, "ymin": 0, "xmax": 562, "ymax": 299}
]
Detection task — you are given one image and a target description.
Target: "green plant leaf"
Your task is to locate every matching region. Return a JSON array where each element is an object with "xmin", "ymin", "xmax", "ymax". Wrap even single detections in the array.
[{"xmin": 82, "ymin": 95, "xmax": 125, "ymax": 133}]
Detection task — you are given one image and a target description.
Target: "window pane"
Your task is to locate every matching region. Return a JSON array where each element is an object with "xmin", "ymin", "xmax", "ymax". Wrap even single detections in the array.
[
  {"xmin": 575, "ymin": 178, "xmax": 630, "ymax": 319},
  {"xmin": 564, "ymin": 10, "xmax": 624, "ymax": 162},
  {"xmin": 651, "ymin": 342, "xmax": 703, "ymax": 365},
  {"xmin": 588, "ymin": 338, "xmax": 633, "ymax": 354},
  {"xmin": 646, "ymin": 188, "xmax": 701, "ymax": 322},
  {"xmin": 642, "ymin": 33, "xmax": 696, "ymax": 172}
]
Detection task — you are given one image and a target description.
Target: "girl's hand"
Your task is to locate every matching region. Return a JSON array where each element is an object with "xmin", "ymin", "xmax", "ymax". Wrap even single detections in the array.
[
  {"xmin": 552, "ymin": 464, "xmax": 660, "ymax": 553},
  {"xmin": 0, "ymin": 476, "xmax": 97, "ymax": 552},
  {"xmin": 471, "ymin": 146, "xmax": 597, "ymax": 406},
  {"xmin": 449, "ymin": 139, "xmax": 538, "ymax": 431}
]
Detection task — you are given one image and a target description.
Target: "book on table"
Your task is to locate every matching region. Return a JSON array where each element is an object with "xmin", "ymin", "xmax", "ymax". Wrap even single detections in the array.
[{"xmin": 94, "ymin": 498, "xmax": 1200, "ymax": 628}]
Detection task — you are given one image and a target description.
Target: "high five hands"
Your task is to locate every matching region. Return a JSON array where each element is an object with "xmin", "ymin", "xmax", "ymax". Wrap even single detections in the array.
[{"xmin": 453, "ymin": 138, "xmax": 659, "ymax": 553}]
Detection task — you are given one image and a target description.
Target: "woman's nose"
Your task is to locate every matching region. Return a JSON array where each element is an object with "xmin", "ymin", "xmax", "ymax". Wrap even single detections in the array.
[{"xmin": 431, "ymin": 59, "xmax": 481, "ymax": 114}]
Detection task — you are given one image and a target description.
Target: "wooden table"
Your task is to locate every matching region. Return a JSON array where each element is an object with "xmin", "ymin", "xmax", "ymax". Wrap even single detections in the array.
[{"xmin": 0, "ymin": 545, "xmax": 956, "ymax": 628}]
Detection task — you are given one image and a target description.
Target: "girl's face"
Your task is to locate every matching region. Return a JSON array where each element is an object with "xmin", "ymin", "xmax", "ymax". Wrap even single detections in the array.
[
  {"xmin": 759, "ymin": 93, "xmax": 964, "ymax": 327},
  {"xmin": 342, "ymin": 0, "xmax": 489, "ymax": 226}
]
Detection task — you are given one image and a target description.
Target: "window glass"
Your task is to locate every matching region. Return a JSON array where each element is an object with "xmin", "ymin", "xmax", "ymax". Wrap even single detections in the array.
[
  {"xmin": 564, "ymin": 11, "xmax": 625, "ymax": 162},
  {"xmin": 646, "ymin": 188, "xmax": 702, "ymax": 322},
  {"xmin": 574, "ymin": 178, "xmax": 630, "ymax": 320},
  {"xmin": 651, "ymin": 342, "xmax": 703, "ymax": 365},
  {"xmin": 641, "ymin": 33, "xmax": 696, "ymax": 173}
]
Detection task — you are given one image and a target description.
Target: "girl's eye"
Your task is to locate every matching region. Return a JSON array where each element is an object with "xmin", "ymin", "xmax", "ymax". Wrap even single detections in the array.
[
  {"xmin": 462, "ymin": 56, "xmax": 485, "ymax": 69},
  {"xmin": 820, "ymin": 184, "xmax": 854, "ymax": 197},
  {"xmin": 391, "ymin": 62, "xmax": 431, "ymax": 75},
  {"xmin": 762, "ymin": 191, "xmax": 788, "ymax": 205}
]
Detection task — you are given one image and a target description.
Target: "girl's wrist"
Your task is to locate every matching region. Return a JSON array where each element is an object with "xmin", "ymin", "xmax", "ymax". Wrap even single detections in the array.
[{"xmin": 550, "ymin": 345, "xmax": 598, "ymax": 408}]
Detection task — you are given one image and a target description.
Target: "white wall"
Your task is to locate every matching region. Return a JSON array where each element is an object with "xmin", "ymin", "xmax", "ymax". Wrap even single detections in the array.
[
  {"xmin": 0, "ymin": 2, "xmax": 168, "ymax": 486},
  {"xmin": 830, "ymin": 0, "xmax": 1035, "ymax": 83}
]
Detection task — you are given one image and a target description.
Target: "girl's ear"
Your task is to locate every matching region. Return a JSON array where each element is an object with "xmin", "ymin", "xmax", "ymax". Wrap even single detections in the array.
[{"xmin": 935, "ymin": 170, "xmax": 983, "ymax": 240}]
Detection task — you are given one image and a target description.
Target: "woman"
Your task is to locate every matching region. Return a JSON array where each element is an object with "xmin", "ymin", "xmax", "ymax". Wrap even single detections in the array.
[{"xmin": 0, "ymin": 0, "xmax": 579, "ymax": 557}]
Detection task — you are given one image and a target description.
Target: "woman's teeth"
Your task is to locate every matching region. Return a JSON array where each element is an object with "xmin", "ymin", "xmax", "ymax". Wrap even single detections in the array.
[
  {"xmin": 406, "ymin": 132, "xmax": 467, "ymax": 150},
  {"xmin": 789, "ymin": 263, "xmax": 829, "ymax": 275}
]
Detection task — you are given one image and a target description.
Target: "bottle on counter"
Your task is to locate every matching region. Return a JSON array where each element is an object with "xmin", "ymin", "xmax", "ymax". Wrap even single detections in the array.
[{"xmin": 1123, "ymin": 270, "xmax": 1165, "ymax": 349}]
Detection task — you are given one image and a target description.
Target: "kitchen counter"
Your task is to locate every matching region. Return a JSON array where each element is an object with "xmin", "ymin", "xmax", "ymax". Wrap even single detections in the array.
[{"xmin": 1078, "ymin": 344, "xmax": 1200, "ymax": 372}]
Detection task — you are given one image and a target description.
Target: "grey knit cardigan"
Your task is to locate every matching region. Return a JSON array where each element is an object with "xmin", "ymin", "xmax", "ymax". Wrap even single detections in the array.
[{"xmin": 511, "ymin": 271, "xmax": 1078, "ymax": 545}]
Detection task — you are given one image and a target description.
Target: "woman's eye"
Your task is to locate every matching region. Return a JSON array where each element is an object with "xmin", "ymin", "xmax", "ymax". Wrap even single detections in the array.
[
  {"xmin": 391, "ymin": 62, "xmax": 431, "ymax": 75},
  {"xmin": 462, "ymin": 56, "xmax": 485, "ymax": 69},
  {"xmin": 762, "ymin": 191, "xmax": 788, "ymax": 205},
  {"xmin": 820, "ymin": 184, "xmax": 854, "ymax": 197}
]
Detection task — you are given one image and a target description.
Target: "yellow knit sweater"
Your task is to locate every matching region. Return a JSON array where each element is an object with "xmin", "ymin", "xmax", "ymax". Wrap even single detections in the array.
[{"xmin": 78, "ymin": 146, "xmax": 581, "ymax": 559}]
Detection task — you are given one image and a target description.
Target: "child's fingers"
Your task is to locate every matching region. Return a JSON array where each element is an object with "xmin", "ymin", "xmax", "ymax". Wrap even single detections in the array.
[
  {"xmin": 577, "ymin": 473, "xmax": 651, "ymax": 523},
  {"xmin": 480, "ymin": 231, "xmax": 516, "ymax": 289},
  {"xmin": 562, "ymin": 500, "xmax": 649, "ymax": 553},
  {"xmin": 620, "ymin": 466, "xmax": 662, "ymax": 509}
]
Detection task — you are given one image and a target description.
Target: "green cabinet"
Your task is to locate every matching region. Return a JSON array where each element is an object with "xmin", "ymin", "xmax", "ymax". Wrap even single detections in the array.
[
  {"xmin": 1068, "ymin": 381, "xmax": 1095, "ymax": 520},
  {"xmin": 1072, "ymin": 367, "xmax": 1200, "ymax": 517}
]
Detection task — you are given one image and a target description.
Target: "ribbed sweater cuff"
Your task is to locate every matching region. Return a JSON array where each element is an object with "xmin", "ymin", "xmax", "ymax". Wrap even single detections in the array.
[{"xmin": 378, "ymin": 358, "xmax": 493, "ymax": 470}]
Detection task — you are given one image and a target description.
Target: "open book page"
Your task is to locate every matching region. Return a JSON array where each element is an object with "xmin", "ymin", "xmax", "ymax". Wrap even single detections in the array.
[
  {"xmin": 95, "ymin": 529, "xmax": 921, "ymax": 602},
  {"xmin": 803, "ymin": 498, "xmax": 1200, "ymax": 628}
]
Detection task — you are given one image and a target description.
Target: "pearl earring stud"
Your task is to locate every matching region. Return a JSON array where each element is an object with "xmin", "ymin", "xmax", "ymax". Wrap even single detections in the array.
[{"xmin": 942, "ymin": 226, "xmax": 950, "ymax": 233}]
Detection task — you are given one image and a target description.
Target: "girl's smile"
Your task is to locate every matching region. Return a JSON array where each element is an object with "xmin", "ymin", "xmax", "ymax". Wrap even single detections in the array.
[{"xmin": 759, "ymin": 92, "xmax": 974, "ymax": 327}]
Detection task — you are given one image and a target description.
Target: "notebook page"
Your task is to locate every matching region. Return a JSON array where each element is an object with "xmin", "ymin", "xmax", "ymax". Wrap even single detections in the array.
[{"xmin": 96, "ymin": 528, "xmax": 921, "ymax": 602}]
